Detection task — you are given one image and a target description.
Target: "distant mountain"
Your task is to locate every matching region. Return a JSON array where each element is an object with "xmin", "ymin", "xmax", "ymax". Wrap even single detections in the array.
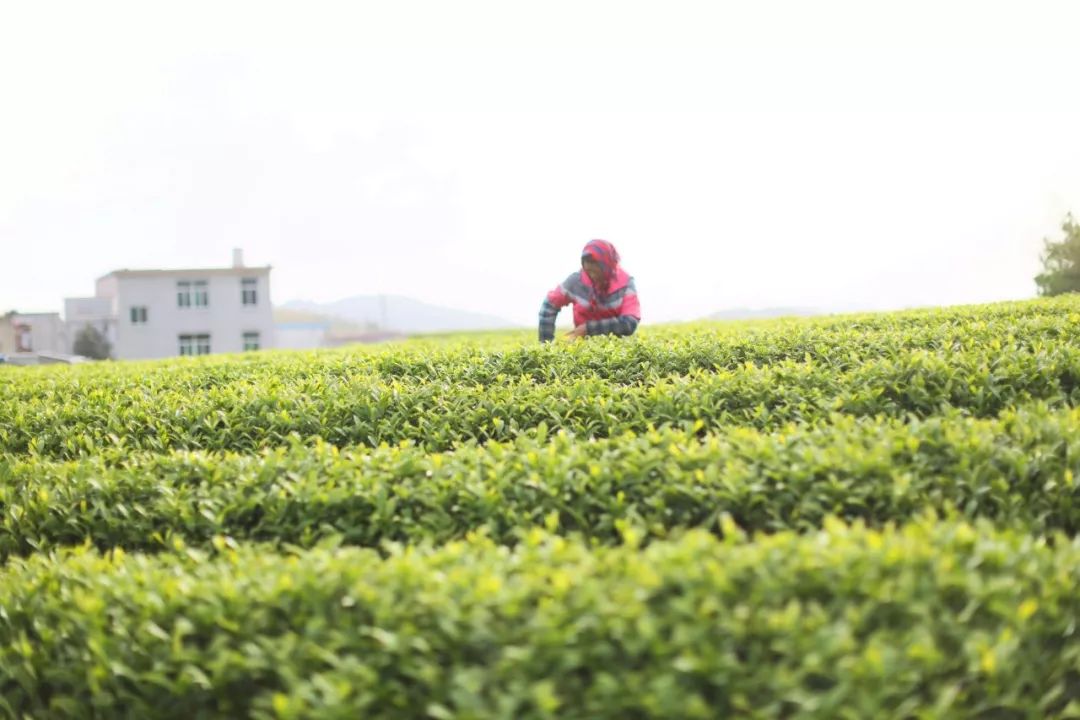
[
  {"xmin": 704, "ymin": 306, "xmax": 822, "ymax": 321},
  {"xmin": 280, "ymin": 295, "xmax": 522, "ymax": 334}
]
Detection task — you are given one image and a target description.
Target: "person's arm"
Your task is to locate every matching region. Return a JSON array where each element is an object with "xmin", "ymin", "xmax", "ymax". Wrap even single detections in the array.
[
  {"xmin": 538, "ymin": 284, "xmax": 572, "ymax": 342},
  {"xmin": 585, "ymin": 278, "xmax": 641, "ymax": 337}
]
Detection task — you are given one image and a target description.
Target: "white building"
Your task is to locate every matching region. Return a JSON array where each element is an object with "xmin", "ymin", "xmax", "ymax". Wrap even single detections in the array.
[{"xmin": 64, "ymin": 250, "xmax": 275, "ymax": 360}]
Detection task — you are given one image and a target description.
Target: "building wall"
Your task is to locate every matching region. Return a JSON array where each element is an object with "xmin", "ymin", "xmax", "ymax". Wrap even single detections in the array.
[
  {"xmin": 0, "ymin": 314, "xmax": 16, "ymax": 355},
  {"xmin": 95, "ymin": 275, "xmax": 120, "ymax": 311},
  {"xmin": 9, "ymin": 313, "xmax": 67, "ymax": 354},
  {"xmin": 112, "ymin": 271, "xmax": 274, "ymax": 359}
]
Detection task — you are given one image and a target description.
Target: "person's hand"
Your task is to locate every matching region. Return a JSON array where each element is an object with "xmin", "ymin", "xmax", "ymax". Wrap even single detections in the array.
[{"xmin": 564, "ymin": 324, "xmax": 587, "ymax": 340}]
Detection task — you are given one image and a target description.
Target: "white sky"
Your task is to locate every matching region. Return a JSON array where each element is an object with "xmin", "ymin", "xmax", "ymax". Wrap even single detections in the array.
[{"xmin": 2, "ymin": 0, "xmax": 1080, "ymax": 326}]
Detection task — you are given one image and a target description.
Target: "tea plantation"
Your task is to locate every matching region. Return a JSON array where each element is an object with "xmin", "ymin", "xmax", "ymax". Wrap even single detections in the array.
[{"xmin": 3, "ymin": 297, "xmax": 1080, "ymax": 718}]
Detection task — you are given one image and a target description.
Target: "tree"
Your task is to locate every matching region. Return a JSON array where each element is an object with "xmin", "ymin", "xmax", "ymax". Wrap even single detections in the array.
[
  {"xmin": 73, "ymin": 324, "xmax": 112, "ymax": 360},
  {"xmin": 1035, "ymin": 213, "xmax": 1080, "ymax": 296}
]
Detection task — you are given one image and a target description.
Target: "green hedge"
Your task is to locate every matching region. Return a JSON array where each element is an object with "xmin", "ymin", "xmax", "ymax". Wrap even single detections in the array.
[
  {"xmin": 3, "ymin": 403, "xmax": 1080, "ymax": 556},
  {"xmin": 360, "ymin": 305, "xmax": 1080, "ymax": 384},
  {"xmin": 4, "ymin": 338, "xmax": 1080, "ymax": 459},
  {"xmin": 4, "ymin": 298, "xmax": 1080, "ymax": 717},
  {"xmin": 5, "ymin": 296, "xmax": 1080, "ymax": 461},
  {"xmin": 3, "ymin": 296, "xmax": 1074, "ymax": 394},
  {"xmin": 1, "ymin": 519, "xmax": 1078, "ymax": 718}
]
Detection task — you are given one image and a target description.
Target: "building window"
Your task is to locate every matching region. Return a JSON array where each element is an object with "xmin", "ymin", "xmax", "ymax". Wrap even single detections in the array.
[
  {"xmin": 129, "ymin": 306, "xmax": 148, "ymax": 324},
  {"xmin": 242, "ymin": 278, "xmax": 258, "ymax": 306},
  {"xmin": 177, "ymin": 281, "xmax": 191, "ymax": 308},
  {"xmin": 179, "ymin": 333, "xmax": 211, "ymax": 356},
  {"xmin": 243, "ymin": 331, "xmax": 260, "ymax": 351},
  {"xmin": 15, "ymin": 324, "xmax": 32, "ymax": 352},
  {"xmin": 194, "ymin": 280, "xmax": 209, "ymax": 307}
]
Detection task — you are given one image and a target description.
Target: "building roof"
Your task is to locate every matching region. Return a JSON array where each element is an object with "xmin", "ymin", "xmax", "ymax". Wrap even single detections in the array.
[
  {"xmin": 275, "ymin": 322, "xmax": 331, "ymax": 330},
  {"xmin": 65, "ymin": 296, "xmax": 111, "ymax": 304},
  {"xmin": 1, "ymin": 351, "xmax": 87, "ymax": 366},
  {"xmin": 9, "ymin": 312, "xmax": 62, "ymax": 319},
  {"xmin": 99, "ymin": 266, "xmax": 272, "ymax": 281}
]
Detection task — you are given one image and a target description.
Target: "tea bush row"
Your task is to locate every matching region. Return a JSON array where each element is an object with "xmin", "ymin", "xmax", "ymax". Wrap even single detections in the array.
[
  {"xmin": 1, "ymin": 518, "xmax": 1077, "ymax": 718},
  {"xmin": 3, "ymin": 403, "xmax": 1080, "ymax": 556}
]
